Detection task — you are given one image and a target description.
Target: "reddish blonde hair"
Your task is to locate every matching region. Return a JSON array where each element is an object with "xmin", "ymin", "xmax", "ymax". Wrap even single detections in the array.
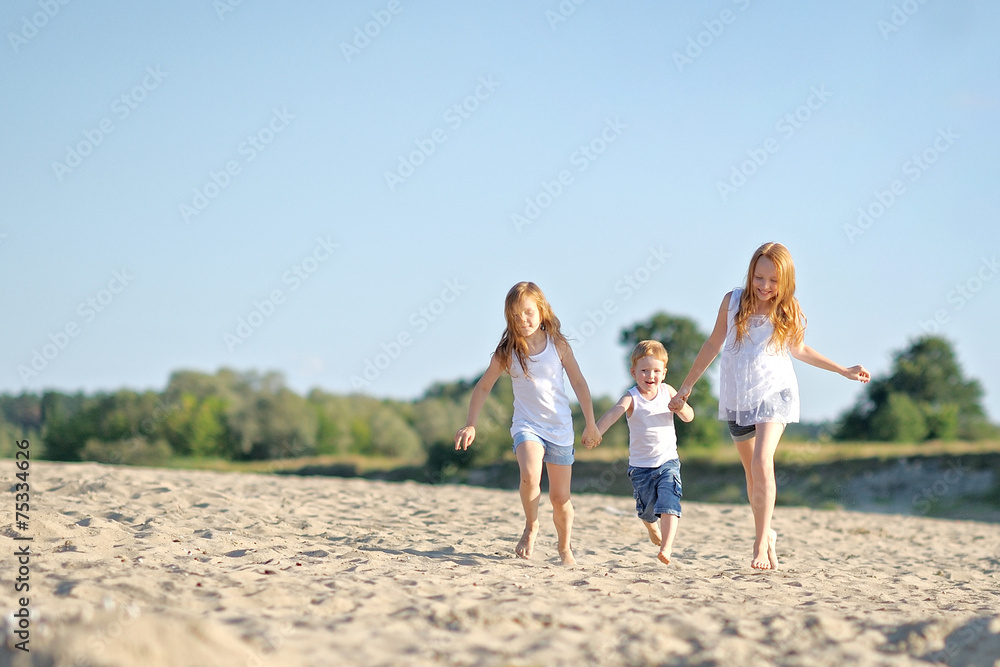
[
  {"xmin": 494, "ymin": 282, "xmax": 567, "ymax": 378},
  {"xmin": 630, "ymin": 340, "xmax": 668, "ymax": 369},
  {"xmin": 734, "ymin": 242, "xmax": 806, "ymax": 350}
]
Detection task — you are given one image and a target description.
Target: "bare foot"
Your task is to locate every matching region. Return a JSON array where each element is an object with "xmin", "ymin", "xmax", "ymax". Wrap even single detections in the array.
[
  {"xmin": 767, "ymin": 529, "xmax": 779, "ymax": 570},
  {"xmin": 643, "ymin": 520, "xmax": 662, "ymax": 546},
  {"xmin": 751, "ymin": 529, "xmax": 778, "ymax": 570},
  {"xmin": 657, "ymin": 551, "xmax": 671, "ymax": 565},
  {"xmin": 515, "ymin": 522, "xmax": 539, "ymax": 559},
  {"xmin": 559, "ymin": 547, "xmax": 576, "ymax": 566}
]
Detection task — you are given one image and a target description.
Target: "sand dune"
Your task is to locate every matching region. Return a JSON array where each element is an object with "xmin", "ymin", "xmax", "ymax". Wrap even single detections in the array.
[{"xmin": 3, "ymin": 462, "xmax": 1000, "ymax": 666}]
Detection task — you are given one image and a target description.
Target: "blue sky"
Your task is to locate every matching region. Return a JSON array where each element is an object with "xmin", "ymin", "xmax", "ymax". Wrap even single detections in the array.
[{"xmin": 3, "ymin": 1, "xmax": 998, "ymax": 424}]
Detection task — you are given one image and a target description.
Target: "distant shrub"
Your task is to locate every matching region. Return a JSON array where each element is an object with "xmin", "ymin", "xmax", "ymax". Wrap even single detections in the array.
[
  {"xmin": 869, "ymin": 394, "xmax": 927, "ymax": 442},
  {"xmin": 81, "ymin": 437, "xmax": 172, "ymax": 466}
]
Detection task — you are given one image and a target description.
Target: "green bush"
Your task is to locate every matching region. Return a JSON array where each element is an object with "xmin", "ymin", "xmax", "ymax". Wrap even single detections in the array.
[
  {"xmin": 869, "ymin": 393, "xmax": 928, "ymax": 442},
  {"xmin": 81, "ymin": 437, "xmax": 172, "ymax": 466},
  {"xmin": 923, "ymin": 402, "xmax": 959, "ymax": 441}
]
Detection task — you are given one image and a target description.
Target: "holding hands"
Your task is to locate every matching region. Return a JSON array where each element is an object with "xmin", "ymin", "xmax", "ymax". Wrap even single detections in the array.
[{"xmin": 667, "ymin": 387, "xmax": 691, "ymax": 413}]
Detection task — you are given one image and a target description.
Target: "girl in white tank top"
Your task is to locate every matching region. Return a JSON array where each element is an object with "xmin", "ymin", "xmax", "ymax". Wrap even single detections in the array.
[
  {"xmin": 509, "ymin": 335, "xmax": 574, "ymax": 445},
  {"xmin": 454, "ymin": 282, "xmax": 600, "ymax": 566}
]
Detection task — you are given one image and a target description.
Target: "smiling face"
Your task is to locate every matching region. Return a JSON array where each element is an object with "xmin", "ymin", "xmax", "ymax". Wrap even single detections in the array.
[
  {"xmin": 752, "ymin": 255, "xmax": 780, "ymax": 304},
  {"xmin": 511, "ymin": 296, "xmax": 541, "ymax": 339},
  {"xmin": 631, "ymin": 355, "xmax": 666, "ymax": 392}
]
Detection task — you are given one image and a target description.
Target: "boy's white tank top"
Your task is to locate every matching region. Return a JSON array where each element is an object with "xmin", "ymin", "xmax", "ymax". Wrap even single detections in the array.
[
  {"xmin": 625, "ymin": 384, "xmax": 678, "ymax": 467},
  {"xmin": 509, "ymin": 336, "xmax": 574, "ymax": 446}
]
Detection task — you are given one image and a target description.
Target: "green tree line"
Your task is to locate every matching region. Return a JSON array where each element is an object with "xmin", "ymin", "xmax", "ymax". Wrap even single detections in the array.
[{"xmin": 1, "ymin": 318, "xmax": 995, "ymax": 466}]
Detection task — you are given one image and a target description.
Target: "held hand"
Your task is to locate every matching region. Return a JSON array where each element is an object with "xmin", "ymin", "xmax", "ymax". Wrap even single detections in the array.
[
  {"xmin": 668, "ymin": 387, "xmax": 691, "ymax": 412},
  {"xmin": 581, "ymin": 423, "xmax": 602, "ymax": 449},
  {"xmin": 455, "ymin": 426, "xmax": 476, "ymax": 450},
  {"xmin": 843, "ymin": 365, "xmax": 871, "ymax": 383}
]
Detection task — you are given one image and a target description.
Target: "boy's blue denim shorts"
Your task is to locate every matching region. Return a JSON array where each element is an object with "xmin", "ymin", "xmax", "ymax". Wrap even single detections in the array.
[
  {"xmin": 512, "ymin": 429, "xmax": 575, "ymax": 466},
  {"xmin": 627, "ymin": 459, "xmax": 682, "ymax": 522}
]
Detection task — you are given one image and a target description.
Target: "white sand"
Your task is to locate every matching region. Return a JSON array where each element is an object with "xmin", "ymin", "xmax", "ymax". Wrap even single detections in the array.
[{"xmin": 3, "ymin": 462, "xmax": 1000, "ymax": 666}]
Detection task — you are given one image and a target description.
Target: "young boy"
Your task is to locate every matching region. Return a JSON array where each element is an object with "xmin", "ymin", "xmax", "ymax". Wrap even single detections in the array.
[{"xmin": 588, "ymin": 340, "xmax": 694, "ymax": 564}]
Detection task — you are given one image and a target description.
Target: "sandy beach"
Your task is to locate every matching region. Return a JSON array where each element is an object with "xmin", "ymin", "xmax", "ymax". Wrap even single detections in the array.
[{"xmin": 3, "ymin": 462, "xmax": 1000, "ymax": 666}]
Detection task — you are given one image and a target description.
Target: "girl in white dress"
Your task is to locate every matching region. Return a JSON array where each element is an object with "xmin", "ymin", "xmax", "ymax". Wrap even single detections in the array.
[
  {"xmin": 669, "ymin": 243, "xmax": 870, "ymax": 570},
  {"xmin": 456, "ymin": 282, "xmax": 601, "ymax": 565}
]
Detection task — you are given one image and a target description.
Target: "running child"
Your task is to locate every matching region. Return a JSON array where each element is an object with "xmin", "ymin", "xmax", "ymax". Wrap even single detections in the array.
[
  {"xmin": 589, "ymin": 340, "xmax": 693, "ymax": 564},
  {"xmin": 668, "ymin": 242, "xmax": 869, "ymax": 570},
  {"xmin": 455, "ymin": 281, "xmax": 601, "ymax": 565}
]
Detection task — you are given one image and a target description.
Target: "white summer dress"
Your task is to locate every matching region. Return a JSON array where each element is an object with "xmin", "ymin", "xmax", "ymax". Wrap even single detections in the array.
[{"xmin": 717, "ymin": 288, "xmax": 800, "ymax": 426}]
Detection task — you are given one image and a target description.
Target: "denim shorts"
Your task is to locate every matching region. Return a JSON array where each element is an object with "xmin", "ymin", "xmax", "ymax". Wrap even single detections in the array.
[
  {"xmin": 727, "ymin": 420, "xmax": 756, "ymax": 440},
  {"xmin": 512, "ymin": 429, "xmax": 575, "ymax": 466},
  {"xmin": 627, "ymin": 459, "xmax": 682, "ymax": 522}
]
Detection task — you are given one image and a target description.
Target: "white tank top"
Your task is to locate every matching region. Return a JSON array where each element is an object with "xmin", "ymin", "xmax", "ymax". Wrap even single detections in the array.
[
  {"xmin": 718, "ymin": 287, "xmax": 800, "ymax": 426},
  {"xmin": 509, "ymin": 336, "xmax": 574, "ymax": 446},
  {"xmin": 625, "ymin": 384, "xmax": 678, "ymax": 467}
]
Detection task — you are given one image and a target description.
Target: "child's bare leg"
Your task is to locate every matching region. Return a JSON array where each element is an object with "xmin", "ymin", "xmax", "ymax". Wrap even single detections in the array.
[
  {"xmin": 657, "ymin": 514, "xmax": 679, "ymax": 564},
  {"xmin": 514, "ymin": 440, "xmax": 544, "ymax": 559},
  {"xmin": 642, "ymin": 519, "xmax": 662, "ymax": 546},
  {"xmin": 546, "ymin": 462, "xmax": 576, "ymax": 565},
  {"xmin": 734, "ymin": 436, "xmax": 756, "ymax": 505},
  {"xmin": 748, "ymin": 423, "xmax": 783, "ymax": 570}
]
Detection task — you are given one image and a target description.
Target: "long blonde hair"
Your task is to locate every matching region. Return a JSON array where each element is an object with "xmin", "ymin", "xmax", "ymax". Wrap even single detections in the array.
[
  {"xmin": 494, "ymin": 282, "xmax": 567, "ymax": 378},
  {"xmin": 734, "ymin": 242, "xmax": 806, "ymax": 350}
]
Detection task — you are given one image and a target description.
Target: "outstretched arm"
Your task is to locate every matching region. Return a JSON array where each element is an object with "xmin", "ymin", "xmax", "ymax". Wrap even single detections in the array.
[
  {"xmin": 668, "ymin": 292, "xmax": 731, "ymax": 410},
  {"xmin": 558, "ymin": 340, "xmax": 602, "ymax": 448},
  {"xmin": 592, "ymin": 393, "xmax": 634, "ymax": 447},
  {"xmin": 790, "ymin": 343, "xmax": 870, "ymax": 383},
  {"xmin": 454, "ymin": 355, "xmax": 504, "ymax": 450}
]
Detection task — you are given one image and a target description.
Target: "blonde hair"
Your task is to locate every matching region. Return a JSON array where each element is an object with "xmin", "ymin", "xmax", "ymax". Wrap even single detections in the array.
[
  {"xmin": 494, "ymin": 282, "xmax": 568, "ymax": 378},
  {"xmin": 734, "ymin": 242, "xmax": 806, "ymax": 350},
  {"xmin": 630, "ymin": 340, "xmax": 668, "ymax": 369}
]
